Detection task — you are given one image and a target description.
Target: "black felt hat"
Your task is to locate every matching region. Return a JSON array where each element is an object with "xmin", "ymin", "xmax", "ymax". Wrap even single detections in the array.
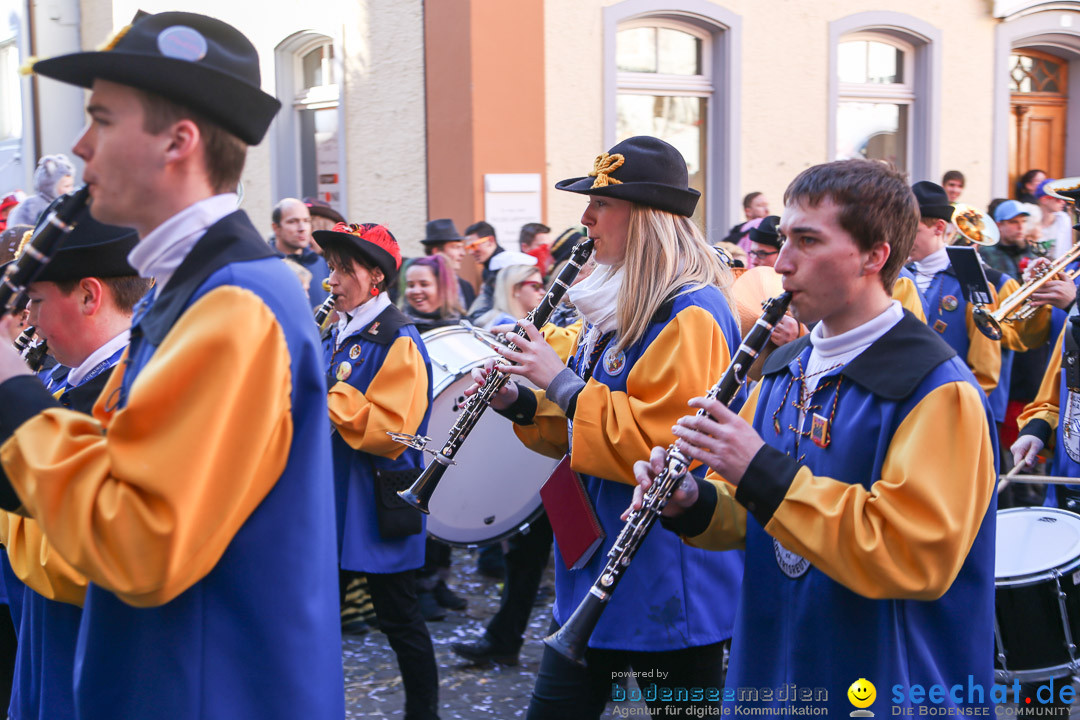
[
  {"xmin": 30, "ymin": 202, "xmax": 138, "ymax": 282},
  {"xmin": 303, "ymin": 197, "xmax": 345, "ymax": 225},
  {"xmin": 313, "ymin": 222, "xmax": 402, "ymax": 283},
  {"xmin": 551, "ymin": 226, "xmax": 586, "ymax": 264},
  {"xmin": 748, "ymin": 215, "xmax": 781, "ymax": 249},
  {"xmin": 912, "ymin": 181, "xmax": 954, "ymax": 222},
  {"xmin": 555, "ymin": 136, "xmax": 700, "ymax": 217},
  {"xmin": 421, "ymin": 218, "xmax": 465, "ymax": 246},
  {"xmin": 31, "ymin": 12, "xmax": 280, "ymax": 145}
]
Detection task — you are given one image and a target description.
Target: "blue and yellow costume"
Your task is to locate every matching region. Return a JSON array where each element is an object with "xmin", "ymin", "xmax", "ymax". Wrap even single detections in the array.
[
  {"xmin": 509, "ymin": 286, "xmax": 745, "ymax": 651},
  {"xmin": 666, "ymin": 312, "xmax": 997, "ymax": 717},
  {"xmin": 1, "ymin": 357, "xmax": 119, "ymax": 720},
  {"xmin": 324, "ymin": 303, "xmax": 432, "ymax": 572},
  {"xmin": 0, "ymin": 212, "xmax": 345, "ymax": 719}
]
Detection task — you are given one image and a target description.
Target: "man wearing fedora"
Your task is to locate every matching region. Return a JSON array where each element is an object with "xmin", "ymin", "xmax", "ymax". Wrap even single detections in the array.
[
  {"xmin": 422, "ymin": 218, "xmax": 475, "ymax": 308},
  {"xmin": 0, "ymin": 11, "xmax": 344, "ymax": 719},
  {"xmin": 0, "ymin": 205, "xmax": 150, "ymax": 720}
]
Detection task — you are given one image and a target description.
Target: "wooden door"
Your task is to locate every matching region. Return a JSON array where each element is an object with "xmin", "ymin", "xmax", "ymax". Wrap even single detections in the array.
[{"xmin": 1009, "ymin": 49, "xmax": 1068, "ymax": 196}]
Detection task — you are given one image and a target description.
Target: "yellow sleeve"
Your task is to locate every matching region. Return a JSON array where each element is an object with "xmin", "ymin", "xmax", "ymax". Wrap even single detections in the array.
[
  {"xmin": 892, "ymin": 277, "xmax": 926, "ymax": 323},
  {"xmin": 0, "ymin": 512, "xmax": 86, "ymax": 606},
  {"xmin": 682, "ymin": 382, "xmax": 760, "ymax": 551},
  {"xmin": 511, "ymin": 389, "xmax": 573, "ymax": 459},
  {"xmin": 764, "ymin": 381, "xmax": 995, "ymax": 600},
  {"xmin": 1018, "ymin": 325, "xmax": 1065, "ymax": 431},
  {"xmin": 964, "ymin": 302, "xmax": 1001, "ymax": 396},
  {"xmin": 540, "ymin": 319, "xmax": 582, "ymax": 363},
  {"xmin": 0, "ymin": 286, "xmax": 295, "ymax": 608},
  {"xmin": 327, "ymin": 335, "xmax": 429, "ymax": 459},
  {"xmin": 996, "ymin": 277, "xmax": 1052, "ymax": 352},
  {"xmin": 569, "ymin": 306, "xmax": 733, "ymax": 485}
]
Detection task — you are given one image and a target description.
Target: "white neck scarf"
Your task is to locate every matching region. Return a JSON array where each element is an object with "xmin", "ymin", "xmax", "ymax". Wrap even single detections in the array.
[
  {"xmin": 568, "ymin": 265, "xmax": 624, "ymax": 367},
  {"xmin": 335, "ymin": 293, "xmax": 391, "ymax": 349}
]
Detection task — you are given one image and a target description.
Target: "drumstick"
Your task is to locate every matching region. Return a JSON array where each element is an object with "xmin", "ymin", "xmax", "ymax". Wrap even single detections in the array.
[
  {"xmin": 996, "ymin": 463, "xmax": 1025, "ymax": 494},
  {"xmin": 998, "ymin": 473, "xmax": 1080, "ymax": 485}
]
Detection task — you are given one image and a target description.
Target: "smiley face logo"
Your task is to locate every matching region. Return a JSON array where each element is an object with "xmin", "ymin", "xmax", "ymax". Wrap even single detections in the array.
[{"xmin": 848, "ymin": 678, "xmax": 876, "ymax": 710}]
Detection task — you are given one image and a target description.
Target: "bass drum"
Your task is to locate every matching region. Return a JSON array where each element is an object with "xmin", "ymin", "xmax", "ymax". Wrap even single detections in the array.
[
  {"xmin": 994, "ymin": 507, "xmax": 1080, "ymax": 682},
  {"xmin": 420, "ymin": 324, "xmax": 561, "ymax": 547}
]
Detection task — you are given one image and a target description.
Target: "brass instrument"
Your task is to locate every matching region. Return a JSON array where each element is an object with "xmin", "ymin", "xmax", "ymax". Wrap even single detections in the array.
[
  {"xmin": 1042, "ymin": 177, "xmax": 1080, "ymax": 223},
  {"xmin": 973, "ymin": 246, "xmax": 1080, "ymax": 340},
  {"xmin": 390, "ymin": 237, "xmax": 595, "ymax": 513},
  {"xmin": 951, "ymin": 204, "xmax": 1000, "ymax": 246},
  {"xmin": 544, "ymin": 292, "xmax": 793, "ymax": 665}
]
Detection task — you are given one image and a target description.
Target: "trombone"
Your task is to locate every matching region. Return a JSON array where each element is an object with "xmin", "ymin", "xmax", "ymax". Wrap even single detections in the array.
[
  {"xmin": 971, "ymin": 178, "xmax": 1080, "ymax": 340},
  {"xmin": 973, "ymin": 245, "xmax": 1080, "ymax": 341}
]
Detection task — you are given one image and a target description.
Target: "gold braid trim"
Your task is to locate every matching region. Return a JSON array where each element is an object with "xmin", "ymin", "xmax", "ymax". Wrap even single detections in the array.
[
  {"xmin": 18, "ymin": 57, "xmax": 38, "ymax": 76},
  {"xmin": 15, "ymin": 230, "xmax": 32, "ymax": 259},
  {"xmin": 97, "ymin": 23, "xmax": 133, "ymax": 52},
  {"xmin": 589, "ymin": 152, "xmax": 625, "ymax": 188}
]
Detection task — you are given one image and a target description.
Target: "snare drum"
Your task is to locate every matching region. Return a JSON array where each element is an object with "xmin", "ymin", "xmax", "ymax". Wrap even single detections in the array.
[
  {"xmin": 419, "ymin": 325, "xmax": 562, "ymax": 547},
  {"xmin": 994, "ymin": 507, "xmax": 1080, "ymax": 682}
]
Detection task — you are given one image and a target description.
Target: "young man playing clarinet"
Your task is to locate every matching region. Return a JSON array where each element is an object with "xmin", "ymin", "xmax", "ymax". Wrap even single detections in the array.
[
  {"xmin": 0, "ymin": 208, "xmax": 150, "ymax": 720},
  {"xmin": 633, "ymin": 159, "xmax": 997, "ymax": 717},
  {"xmin": 0, "ymin": 12, "xmax": 344, "ymax": 719}
]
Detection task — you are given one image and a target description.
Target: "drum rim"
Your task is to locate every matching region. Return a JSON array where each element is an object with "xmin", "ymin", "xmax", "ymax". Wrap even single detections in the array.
[
  {"xmin": 996, "ymin": 507, "xmax": 1080, "ymax": 584},
  {"xmin": 426, "ymin": 506, "xmax": 546, "ymax": 548},
  {"xmin": 421, "ymin": 325, "xmax": 553, "ymax": 547}
]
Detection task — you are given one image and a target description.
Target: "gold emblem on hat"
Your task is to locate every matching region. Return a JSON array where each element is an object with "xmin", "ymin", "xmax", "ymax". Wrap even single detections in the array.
[
  {"xmin": 336, "ymin": 362, "xmax": 352, "ymax": 381},
  {"xmin": 941, "ymin": 295, "xmax": 959, "ymax": 312},
  {"xmin": 589, "ymin": 153, "xmax": 625, "ymax": 189},
  {"xmin": 349, "ymin": 345, "xmax": 361, "ymax": 360}
]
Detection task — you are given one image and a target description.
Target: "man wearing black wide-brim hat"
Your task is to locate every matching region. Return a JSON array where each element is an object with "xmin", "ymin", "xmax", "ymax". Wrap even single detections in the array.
[
  {"xmin": 0, "ymin": 11, "xmax": 345, "ymax": 719},
  {"xmin": 0, "ymin": 204, "xmax": 152, "ymax": 720}
]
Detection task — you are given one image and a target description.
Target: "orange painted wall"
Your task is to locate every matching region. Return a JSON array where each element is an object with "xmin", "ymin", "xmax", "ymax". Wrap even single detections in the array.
[{"xmin": 425, "ymin": 0, "xmax": 547, "ymax": 241}]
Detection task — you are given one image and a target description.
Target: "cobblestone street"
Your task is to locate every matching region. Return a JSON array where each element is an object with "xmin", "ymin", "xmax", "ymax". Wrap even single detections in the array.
[{"xmin": 341, "ymin": 548, "xmax": 647, "ymax": 719}]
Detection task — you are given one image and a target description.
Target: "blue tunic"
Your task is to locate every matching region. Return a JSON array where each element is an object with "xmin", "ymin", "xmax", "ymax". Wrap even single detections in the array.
[
  {"xmin": 727, "ymin": 314, "xmax": 997, "ymax": 717},
  {"xmin": 556, "ymin": 286, "xmax": 745, "ymax": 651},
  {"xmin": 71, "ymin": 212, "xmax": 344, "ymax": 719},
  {"xmin": 9, "ymin": 355, "xmax": 122, "ymax": 720},
  {"xmin": 324, "ymin": 305, "xmax": 433, "ymax": 574}
]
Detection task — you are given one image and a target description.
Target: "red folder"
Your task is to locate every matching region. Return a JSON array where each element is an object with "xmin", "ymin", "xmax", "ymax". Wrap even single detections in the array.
[{"xmin": 540, "ymin": 455, "xmax": 605, "ymax": 570}]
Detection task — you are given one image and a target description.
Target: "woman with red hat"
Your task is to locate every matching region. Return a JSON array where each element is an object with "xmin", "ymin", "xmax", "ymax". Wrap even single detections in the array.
[{"xmin": 315, "ymin": 222, "xmax": 440, "ymax": 720}]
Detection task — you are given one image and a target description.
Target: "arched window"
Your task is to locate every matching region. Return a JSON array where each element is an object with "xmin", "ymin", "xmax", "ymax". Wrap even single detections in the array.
[
  {"xmin": 604, "ymin": 1, "xmax": 739, "ymax": 240},
  {"xmin": 0, "ymin": 35, "xmax": 20, "ymax": 143},
  {"xmin": 273, "ymin": 33, "xmax": 344, "ymax": 212},
  {"xmin": 828, "ymin": 13, "xmax": 940, "ymax": 182},
  {"xmin": 835, "ymin": 34, "xmax": 915, "ymax": 170},
  {"xmin": 615, "ymin": 18, "xmax": 711, "ymax": 228}
]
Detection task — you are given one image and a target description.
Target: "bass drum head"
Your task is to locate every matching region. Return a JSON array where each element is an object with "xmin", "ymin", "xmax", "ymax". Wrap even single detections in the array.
[
  {"xmin": 421, "ymin": 325, "xmax": 562, "ymax": 547},
  {"xmin": 996, "ymin": 507, "xmax": 1080, "ymax": 583}
]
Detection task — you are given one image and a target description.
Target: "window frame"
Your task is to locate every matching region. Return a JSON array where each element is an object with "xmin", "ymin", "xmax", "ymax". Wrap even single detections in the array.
[
  {"xmin": 827, "ymin": 12, "xmax": 941, "ymax": 182},
  {"xmin": 272, "ymin": 30, "xmax": 347, "ymax": 214},
  {"xmin": 835, "ymin": 33, "xmax": 916, "ymax": 171},
  {"xmin": 603, "ymin": 0, "xmax": 741, "ymax": 243}
]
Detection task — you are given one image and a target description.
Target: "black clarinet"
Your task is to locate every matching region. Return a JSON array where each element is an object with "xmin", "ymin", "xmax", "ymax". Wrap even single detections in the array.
[
  {"xmin": 544, "ymin": 291, "xmax": 793, "ymax": 665},
  {"xmin": 390, "ymin": 238, "xmax": 595, "ymax": 512},
  {"xmin": 314, "ymin": 280, "xmax": 335, "ymax": 326},
  {"xmin": 12, "ymin": 326, "xmax": 48, "ymax": 372},
  {"xmin": 0, "ymin": 186, "xmax": 90, "ymax": 315}
]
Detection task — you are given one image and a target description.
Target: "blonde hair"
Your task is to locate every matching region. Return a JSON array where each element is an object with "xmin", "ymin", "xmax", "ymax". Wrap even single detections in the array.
[
  {"xmin": 614, "ymin": 205, "xmax": 734, "ymax": 354},
  {"xmin": 477, "ymin": 264, "xmax": 541, "ymax": 329}
]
